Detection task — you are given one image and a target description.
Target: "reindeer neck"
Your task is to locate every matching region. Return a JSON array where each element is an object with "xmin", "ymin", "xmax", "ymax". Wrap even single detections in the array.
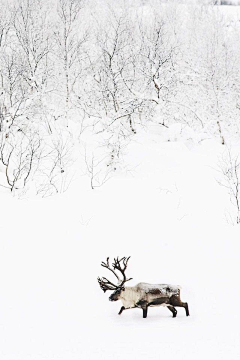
[{"xmin": 119, "ymin": 286, "xmax": 139, "ymax": 308}]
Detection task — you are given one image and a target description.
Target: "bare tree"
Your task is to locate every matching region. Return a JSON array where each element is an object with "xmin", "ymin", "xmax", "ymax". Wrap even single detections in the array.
[
  {"xmin": 0, "ymin": 128, "xmax": 42, "ymax": 192},
  {"xmin": 175, "ymin": 4, "xmax": 240, "ymax": 142},
  {"xmin": 84, "ymin": 147, "xmax": 112, "ymax": 190},
  {"xmin": 218, "ymin": 149, "xmax": 240, "ymax": 224},
  {"xmin": 12, "ymin": 0, "xmax": 53, "ymax": 95},
  {"xmin": 55, "ymin": 0, "xmax": 87, "ymax": 127},
  {"xmin": 136, "ymin": 9, "xmax": 179, "ymax": 128},
  {"xmin": 83, "ymin": 6, "xmax": 142, "ymax": 170}
]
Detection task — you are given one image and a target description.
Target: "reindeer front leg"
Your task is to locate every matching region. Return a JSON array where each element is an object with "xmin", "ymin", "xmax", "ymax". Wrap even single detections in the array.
[
  {"xmin": 142, "ymin": 306, "xmax": 148, "ymax": 318},
  {"xmin": 118, "ymin": 306, "xmax": 136, "ymax": 315},
  {"xmin": 118, "ymin": 306, "xmax": 125, "ymax": 315},
  {"xmin": 136, "ymin": 300, "xmax": 148, "ymax": 318}
]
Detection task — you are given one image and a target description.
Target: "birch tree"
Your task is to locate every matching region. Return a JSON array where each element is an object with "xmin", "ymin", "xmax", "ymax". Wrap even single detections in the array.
[{"xmin": 55, "ymin": 0, "xmax": 87, "ymax": 127}]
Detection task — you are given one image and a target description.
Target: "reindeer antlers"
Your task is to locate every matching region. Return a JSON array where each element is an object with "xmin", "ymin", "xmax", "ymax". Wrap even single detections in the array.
[
  {"xmin": 97, "ymin": 256, "xmax": 133, "ymax": 292},
  {"xmin": 97, "ymin": 276, "xmax": 118, "ymax": 293},
  {"xmin": 100, "ymin": 257, "xmax": 120, "ymax": 281},
  {"xmin": 112, "ymin": 257, "xmax": 132, "ymax": 285}
]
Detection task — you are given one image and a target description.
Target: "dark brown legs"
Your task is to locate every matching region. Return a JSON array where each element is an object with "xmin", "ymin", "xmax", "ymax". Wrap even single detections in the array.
[
  {"xmin": 119, "ymin": 305, "xmax": 148, "ymax": 318},
  {"xmin": 170, "ymin": 295, "xmax": 190, "ymax": 316},
  {"xmin": 118, "ymin": 298, "xmax": 189, "ymax": 318},
  {"xmin": 118, "ymin": 306, "xmax": 125, "ymax": 315},
  {"xmin": 184, "ymin": 302, "xmax": 190, "ymax": 316},
  {"xmin": 176, "ymin": 302, "xmax": 189, "ymax": 316},
  {"xmin": 167, "ymin": 305, "xmax": 177, "ymax": 318},
  {"xmin": 143, "ymin": 307, "xmax": 148, "ymax": 318},
  {"xmin": 143, "ymin": 305, "xmax": 178, "ymax": 318}
]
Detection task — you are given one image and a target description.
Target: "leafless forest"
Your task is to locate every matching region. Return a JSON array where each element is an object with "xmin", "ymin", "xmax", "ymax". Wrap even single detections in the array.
[{"xmin": 1, "ymin": 0, "xmax": 240, "ymax": 196}]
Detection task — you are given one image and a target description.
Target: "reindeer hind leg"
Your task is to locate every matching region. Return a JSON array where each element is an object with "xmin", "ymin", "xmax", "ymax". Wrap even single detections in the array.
[
  {"xmin": 167, "ymin": 305, "xmax": 177, "ymax": 318},
  {"xmin": 170, "ymin": 295, "xmax": 190, "ymax": 316},
  {"xmin": 184, "ymin": 302, "xmax": 190, "ymax": 316}
]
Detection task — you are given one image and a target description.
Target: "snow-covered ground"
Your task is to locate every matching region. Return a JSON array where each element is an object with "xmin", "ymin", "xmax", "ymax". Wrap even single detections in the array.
[{"xmin": 0, "ymin": 126, "xmax": 240, "ymax": 360}]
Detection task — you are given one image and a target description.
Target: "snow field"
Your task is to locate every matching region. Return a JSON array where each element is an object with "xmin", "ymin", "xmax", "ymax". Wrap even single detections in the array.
[{"xmin": 0, "ymin": 130, "xmax": 240, "ymax": 359}]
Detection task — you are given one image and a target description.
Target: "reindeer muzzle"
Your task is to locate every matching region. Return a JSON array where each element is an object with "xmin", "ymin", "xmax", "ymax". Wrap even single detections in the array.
[{"xmin": 109, "ymin": 294, "xmax": 117, "ymax": 301}]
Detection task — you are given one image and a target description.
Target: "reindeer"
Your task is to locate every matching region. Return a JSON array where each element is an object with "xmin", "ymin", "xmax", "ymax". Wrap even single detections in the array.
[{"xmin": 97, "ymin": 257, "xmax": 189, "ymax": 318}]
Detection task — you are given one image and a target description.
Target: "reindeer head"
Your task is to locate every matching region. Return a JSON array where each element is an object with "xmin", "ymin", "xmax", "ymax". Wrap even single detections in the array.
[
  {"xmin": 109, "ymin": 286, "xmax": 125, "ymax": 301},
  {"xmin": 97, "ymin": 257, "xmax": 132, "ymax": 301}
]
